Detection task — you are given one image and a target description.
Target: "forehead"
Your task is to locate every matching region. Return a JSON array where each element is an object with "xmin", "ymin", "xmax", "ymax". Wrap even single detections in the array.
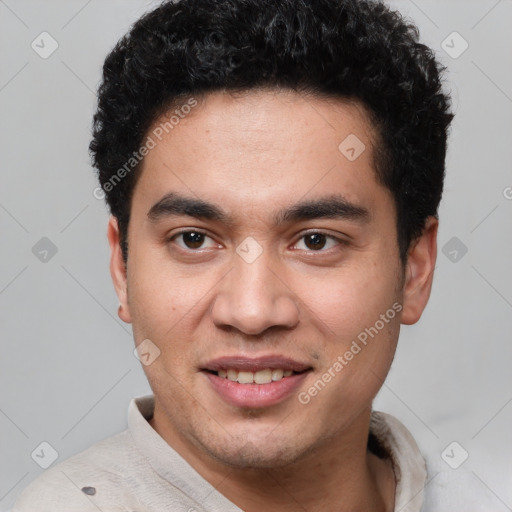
[{"xmin": 133, "ymin": 89, "xmax": 391, "ymax": 223}]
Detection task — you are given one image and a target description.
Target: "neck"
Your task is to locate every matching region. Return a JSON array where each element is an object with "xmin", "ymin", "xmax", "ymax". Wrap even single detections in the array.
[{"xmin": 149, "ymin": 406, "xmax": 396, "ymax": 512}]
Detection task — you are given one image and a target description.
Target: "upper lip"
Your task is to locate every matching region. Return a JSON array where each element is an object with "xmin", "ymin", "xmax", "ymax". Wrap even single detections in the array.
[{"xmin": 201, "ymin": 355, "xmax": 312, "ymax": 373}]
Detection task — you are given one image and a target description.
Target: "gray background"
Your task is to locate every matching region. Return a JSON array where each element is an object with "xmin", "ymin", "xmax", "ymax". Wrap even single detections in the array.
[{"xmin": 1, "ymin": 0, "xmax": 511, "ymax": 510}]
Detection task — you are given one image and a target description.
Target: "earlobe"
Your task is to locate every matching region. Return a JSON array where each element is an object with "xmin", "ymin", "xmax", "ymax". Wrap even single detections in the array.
[
  {"xmin": 107, "ymin": 216, "xmax": 132, "ymax": 324},
  {"xmin": 400, "ymin": 216, "xmax": 438, "ymax": 325}
]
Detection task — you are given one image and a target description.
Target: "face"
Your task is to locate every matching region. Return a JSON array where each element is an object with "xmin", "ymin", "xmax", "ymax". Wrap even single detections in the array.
[{"xmin": 108, "ymin": 89, "xmax": 437, "ymax": 470}]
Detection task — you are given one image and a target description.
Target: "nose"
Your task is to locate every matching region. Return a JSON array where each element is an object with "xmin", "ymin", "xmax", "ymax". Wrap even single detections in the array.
[{"xmin": 211, "ymin": 248, "xmax": 300, "ymax": 336}]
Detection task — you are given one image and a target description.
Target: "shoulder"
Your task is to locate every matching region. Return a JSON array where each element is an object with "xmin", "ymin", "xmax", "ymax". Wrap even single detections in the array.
[
  {"xmin": 371, "ymin": 411, "xmax": 510, "ymax": 511},
  {"xmin": 370, "ymin": 411, "xmax": 427, "ymax": 512},
  {"xmin": 420, "ymin": 447, "xmax": 510, "ymax": 512},
  {"xmin": 13, "ymin": 430, "xmax": 146, "ymax": 512}
]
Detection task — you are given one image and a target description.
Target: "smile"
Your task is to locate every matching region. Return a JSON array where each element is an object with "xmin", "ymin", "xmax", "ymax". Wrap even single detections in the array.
[
  {"xmin": 201, "ymin": 356, "xmax": 312, "ymax": 408},
  {"xmin": 214, "ymin": 368, "xmax": 295, "ymax": 384}
]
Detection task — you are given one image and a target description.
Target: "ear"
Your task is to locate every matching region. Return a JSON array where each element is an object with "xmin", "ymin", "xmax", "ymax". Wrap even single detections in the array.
[
  {"xmin": 401, "ymin": 216, "xmax": 438, "ymax": 325},
  {"xmin": 107, "ymin": 215, "xmax": 132, "ymax": 324}
]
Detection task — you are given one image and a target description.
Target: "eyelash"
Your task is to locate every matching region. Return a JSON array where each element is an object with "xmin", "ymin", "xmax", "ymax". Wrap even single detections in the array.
[{"xmin": 167, "ymin": 229, "xmax": 349, "ymax": 254}]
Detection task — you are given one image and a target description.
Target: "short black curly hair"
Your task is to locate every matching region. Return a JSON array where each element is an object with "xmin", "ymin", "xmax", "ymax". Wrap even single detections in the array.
[{"xmin": 90, "ymin": 0, "xmax": 454, "ymax": 266}]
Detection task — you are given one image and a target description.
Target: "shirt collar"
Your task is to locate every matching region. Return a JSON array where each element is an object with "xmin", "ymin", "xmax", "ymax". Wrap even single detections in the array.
[
  {"xmin": 370, "ymin": 411, "xmax": 427, "ymax": 511},
  {"xmin": 128, "ymin": 395, "xmax": 242, "ymax": 511},
  {"xmin": 129, "ymin": 395, "xmax": 427, "ymax": 512}
]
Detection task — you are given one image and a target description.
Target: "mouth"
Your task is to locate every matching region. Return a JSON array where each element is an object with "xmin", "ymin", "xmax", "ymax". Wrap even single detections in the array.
[
  {"xmin": 200, "ymin": 356, "xmax": 313, "ymax": 408},
  {"xmin": 204, "ymin": 368, "xmax": 305, "ymax": 384}
]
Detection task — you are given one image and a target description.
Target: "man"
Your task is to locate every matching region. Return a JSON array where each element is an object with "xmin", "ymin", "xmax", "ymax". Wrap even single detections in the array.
[{"xmin": 13, "ymin": 0, "xmax": 454, "ymax": 510}]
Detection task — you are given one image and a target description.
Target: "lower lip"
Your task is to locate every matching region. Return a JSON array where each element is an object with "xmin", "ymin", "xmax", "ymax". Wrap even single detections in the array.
[{"xmin": 203, "ymin": 371, "xmax": 310, "ymax": 408}]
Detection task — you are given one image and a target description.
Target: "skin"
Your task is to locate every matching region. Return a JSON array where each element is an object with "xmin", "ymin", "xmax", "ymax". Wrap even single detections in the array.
[{"xmin": 107, "ymin": 89, "xmax": 438, "ymax": 512}]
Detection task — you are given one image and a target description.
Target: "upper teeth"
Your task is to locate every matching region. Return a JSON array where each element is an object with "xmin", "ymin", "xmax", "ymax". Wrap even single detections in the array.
[{"xmin": 217, "ymin": 368, "xmax": 294, "ymax": 384}]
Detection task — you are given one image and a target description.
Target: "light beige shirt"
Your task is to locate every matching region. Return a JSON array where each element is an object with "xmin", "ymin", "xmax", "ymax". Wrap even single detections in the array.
[{"xmin": 13, "ymin": 395, "xmax": 428, "ymax": 511}]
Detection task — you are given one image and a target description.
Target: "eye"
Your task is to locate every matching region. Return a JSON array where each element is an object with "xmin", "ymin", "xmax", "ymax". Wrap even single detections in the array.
[
  {"xmin": 169, "ymin": 230, "xmax": 220, "ymax": 250},
  {"xmin": 293, "ymin": 232, "xmax": 345, "ymax": 251}
]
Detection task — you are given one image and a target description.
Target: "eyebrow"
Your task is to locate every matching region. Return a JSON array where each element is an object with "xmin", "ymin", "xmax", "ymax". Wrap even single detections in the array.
[
  {"xmin": 147, "ymin": 192, "xmax": 371, "ymax": 226},
  {"xmin": 274, "ymin": 195, "xmax": 371, "ymax": 225},
  {"xmin": 147, "ymin": 193, "xmax": 230, "ymax": 224}
]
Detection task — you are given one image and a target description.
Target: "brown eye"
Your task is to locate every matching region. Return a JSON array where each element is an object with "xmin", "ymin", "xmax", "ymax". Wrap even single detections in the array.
[
  {"xmin": 304, "ymin": 233, "xmax": 327, "ymax": 250},
  {"xmin": 293, "ymin": 232, "xmax": 344, "ymax": 252},
  {"xmin": 170, "ymin": 230, "xmax": 219, "ymax": 251},
  {"xmin": 182, "ymin": 231, "xmax": 205, "ymax": 249}
]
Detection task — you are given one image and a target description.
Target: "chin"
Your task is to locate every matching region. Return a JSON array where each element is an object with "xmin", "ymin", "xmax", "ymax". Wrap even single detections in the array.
[
  {"xmin": 189, "ymin": 422, "xmax": 322, "ymax": 470},
  {"xmin": 204, "ymin": 441, "xmax": 303, "ymax": 469}
]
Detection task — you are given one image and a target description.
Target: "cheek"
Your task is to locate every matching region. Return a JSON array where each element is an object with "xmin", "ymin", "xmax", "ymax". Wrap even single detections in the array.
[
  {"xmin": 127, "ymin": 262, "xmax": 199, "ymax": 347},
  {"xmin": 297, "ymin": 260, "xmax": 397, "ymax": 341},
  {"xmin": 295, "ymin": 257, "xmax": 401, "ymax": 399},
  {"xmin": 128, "ymin": 237, "xmax": 220, "ymax": 320}
]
